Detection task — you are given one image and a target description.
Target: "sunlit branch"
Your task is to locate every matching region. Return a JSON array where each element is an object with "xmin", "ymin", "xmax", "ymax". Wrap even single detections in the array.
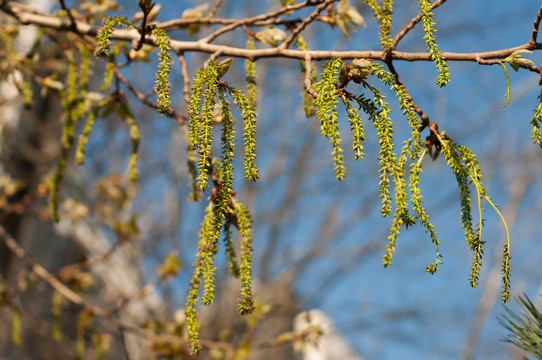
[
  {"xmin": 4, "ymin": 2, "xmax": 541, "ymax": 63},
  {"xmin": 178, "ymin": 53, "xmax": 191, "ymax": 108},
  {"xmin": 529, "ymin": 5, "xmax": 542, "ymax": 45},
  {"xmin": 200, "ymin": 0, "xmax": 313, "ymax": 43}
]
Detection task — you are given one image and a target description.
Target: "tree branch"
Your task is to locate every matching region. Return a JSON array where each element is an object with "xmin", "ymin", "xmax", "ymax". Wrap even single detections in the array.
[
  {"xmin": 200, "ymin": 0, "xmax": 313, "ymax": 43},
  {"xmin": 530, "ymin": 5, "xmax": 542, "ymax": 46},
  {"xmin": 4, "ymin": 2, "xmax": 542, "ymax": 63},
  {"xmin": 158, "ymin": 16, "xmax": 301, "ymax": 30},
  {"xmin": 384, "ymin": 57, "xmax": 431, "ymax": 131},
  {"xmin": 113, "ymin": 68, "xmax": 187, "ymax": 121},
  {"xmin": 178, "ymin": 53, "xmax": 191, "ymax": 109},
  {"xmin": 0, "ymin": 224, "xmax": 104, "ymax": 315},
  {"xmin": 208, "ymin": 0, "xmax": 223, "ymax": 19},
  {"xmin": 0, "ymin": 223, "xmax": 217, "ymax": 350}
]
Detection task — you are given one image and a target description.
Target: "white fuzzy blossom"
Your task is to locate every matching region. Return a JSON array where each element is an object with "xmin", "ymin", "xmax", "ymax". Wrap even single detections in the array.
[{"xmin": 294, "ymin": 309, "xmax": 364, "ymax": 360}]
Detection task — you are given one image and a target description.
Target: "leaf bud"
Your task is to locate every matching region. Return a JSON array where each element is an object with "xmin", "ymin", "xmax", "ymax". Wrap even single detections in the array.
[
  {"xmin": 348, "ymin": 58, "xmax": 373, "ymax": 83},
  {"xmin": 339, "ymin": 62, "xmax": 349, "ymax": 84},
  {"xmin": 504, "ymin": 49, "xmax": 534, "ymax": 72},
  {"xmin": 255, "ymin": 27, "xmax": 287, "ymax": 47},
  {"xmin": 217, "ymin": 58, "xmax": 233, "ymax": 80}
]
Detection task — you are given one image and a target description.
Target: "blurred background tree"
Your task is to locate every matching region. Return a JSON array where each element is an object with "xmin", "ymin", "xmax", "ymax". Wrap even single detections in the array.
[{"xmin": 0, "ymin": 0, "xmax": 541, "ymax": 359}]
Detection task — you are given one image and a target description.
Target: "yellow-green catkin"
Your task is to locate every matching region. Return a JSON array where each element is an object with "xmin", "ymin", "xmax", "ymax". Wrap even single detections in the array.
[
  {"xmin": 245, "ymin": 38, "xmax": 257, "ymax": 108},
  {"xmin": 11, "ymin": 309, "xmax": 21, "ymax": 346},
  {"xmin": 75, "ymin": 110, "xmax": 97, "ymax": 165},
  {"xmin": 52, "ymin": 291, "xmax": 63, "ymax": 341},
  {"xmin": 51, "ymin": 49, "xmax": 78, "ymax": 221}
]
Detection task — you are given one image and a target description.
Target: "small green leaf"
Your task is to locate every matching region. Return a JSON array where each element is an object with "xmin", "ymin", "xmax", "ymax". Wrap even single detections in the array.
[{"xmin": 505, "ymin": 49, "xmax": 534, "ymax": 72}]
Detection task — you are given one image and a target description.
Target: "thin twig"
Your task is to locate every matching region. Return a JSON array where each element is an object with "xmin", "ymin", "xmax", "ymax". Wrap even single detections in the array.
[
  {"xmin": 280, "ymin": 0, "xmax": 337, "ymax": 49},
  {"xmin": 208, "ymin": 49, "xmax": 223, "ymax": 63},
  {"xmin": 475, "ymin": 55, "xmax": 503, "ymax": 66},
  {"xmin": 113, "ymin": 68, "xmax": 188, "ymax": 121},
  {"xmin": 0, "ymin": 188, "xmax": 43, "ymax": 220},
  {"xmin": 0, "ymin": 224, "xmax": 101, "ymax": 313},
  {"xmin": 158, "ymin": 16, "xmax": 302, "ymax": 30},
  {"xmin": 114, "ymin": 68, "xmax": 154, "ymax": 107},
  {"xmin": 392, "ymin": 0, "xmax": 448, "ymax": 49},
  {"xmin": 200, "ymin": 0, "xmax": 311, "ymax": 43},
  {"xmin": 56, "ymin": 237, "xmax": 125, "ymax": 278},
  {"xmin": 385, "ymin": 57, "xmax": 431, "ymax": 131},
  {"xmin": 159, "ymin": 17, "xmax": 236, "ymax": 28},
  {"xmin": 530, "ymin": 5, "xmax": 542, "ymax": 46},
  {"xmin": 304, "ymin": 53, "xmax": 318, "ymax": 99},
  {"xmin": 58, "ymin": 0, "xmax": 79, "ymax": 34},
  {"xmin": 476, "ymin": 55, "xmax": 542, "ymax": 76},
  {"xmin": 178, "ymin": 53, "xmax": 191, "ymax": 108},
  {"xmin": 0, "ymin": 224, "xmax": 227, "ymax": 351},
  {"xmin": 208, "ymin": 0, "xmax": 223, "ymax": 18},
  {"xmin": 135, "ymin": 3, "xmax": 151, "ymax": 51}
]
